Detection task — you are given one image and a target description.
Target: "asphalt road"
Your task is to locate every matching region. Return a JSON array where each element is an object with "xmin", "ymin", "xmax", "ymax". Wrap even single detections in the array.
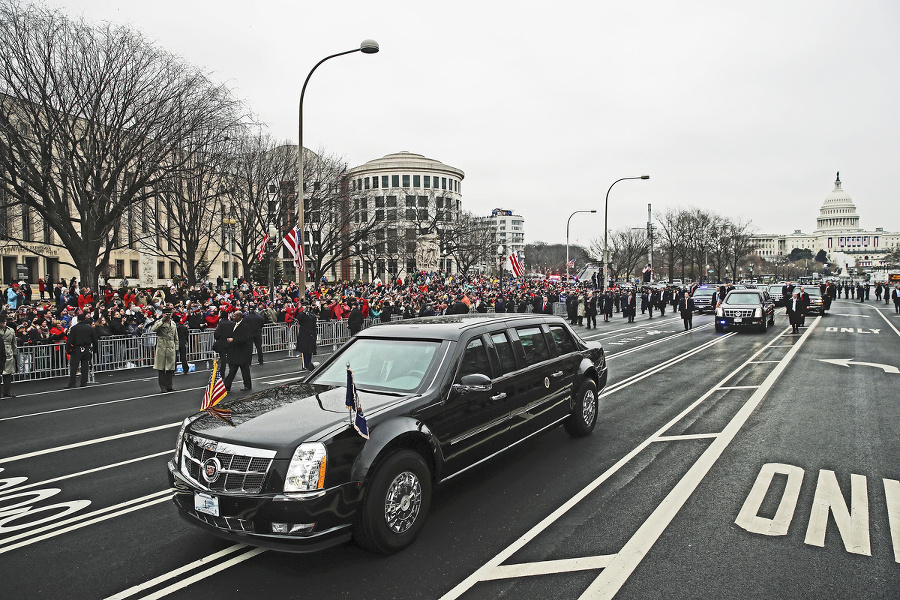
[{"xmin": 2, "ymin": 298, "xmax": 898, "ymax": 600}]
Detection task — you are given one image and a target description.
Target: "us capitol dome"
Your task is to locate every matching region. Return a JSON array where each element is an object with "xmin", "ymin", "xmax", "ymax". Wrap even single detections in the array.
[{"xmin": 815, "ymin": 172, "xmax": 861, "ymax": 233}]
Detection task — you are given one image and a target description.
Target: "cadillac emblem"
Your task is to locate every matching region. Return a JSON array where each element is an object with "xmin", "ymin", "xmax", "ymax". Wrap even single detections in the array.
[
  {"xmin": 202, "ymin": 457, "xmax": 222, "ymax": 483},
  {"xmin": 544, "ymin": 377, "xmax": 550, "ymax": 388}
]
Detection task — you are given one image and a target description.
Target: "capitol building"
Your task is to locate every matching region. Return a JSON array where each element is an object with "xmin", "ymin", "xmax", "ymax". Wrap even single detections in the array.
[{"xmin": 750, "ymin": 173, "xmax": 899, "ymax": 273}]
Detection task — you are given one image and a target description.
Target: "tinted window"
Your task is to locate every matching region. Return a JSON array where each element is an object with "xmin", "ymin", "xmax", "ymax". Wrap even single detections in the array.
[
  {"xmin": 491, "ymin": 332, "xmax": 517, "ymax": 375},
  {"xmin": 457, "ymin": 338, "xmax": 491, "ymax": 382},
  {"xmin": 548, "ymin": 326, "xmax": 577, "ymax": 355},
  {"xmin": 310, "ymin": 339, "xmax": 440, "ymax": 392},
  {"xmin": 517, "ymin": 327, "xmax": 550, "ymax": 365},
  {"xmin": 726, "ymin": 292, "xmax": 763, "ymax": 304}
]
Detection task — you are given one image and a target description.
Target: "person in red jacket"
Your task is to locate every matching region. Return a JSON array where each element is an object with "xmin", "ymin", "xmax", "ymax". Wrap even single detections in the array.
[{"xmin": 78, "ymin": 287, "xmax": 95, "ymax": 309}]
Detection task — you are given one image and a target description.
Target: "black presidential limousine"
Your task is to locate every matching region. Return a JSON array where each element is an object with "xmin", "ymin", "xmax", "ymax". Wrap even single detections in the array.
[{"xmin": 167, "ymin": 314, "xmax": 608, "ymax": 554}]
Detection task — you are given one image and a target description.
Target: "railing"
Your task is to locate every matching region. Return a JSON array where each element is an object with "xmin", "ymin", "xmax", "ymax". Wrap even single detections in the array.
[
  {"xmin": 11, "ymin": 306, "xmax": 560, "ymax": 383},
  {"xmin": 13, "ymin": 315, "xmax": 398, "ymax": 383}
]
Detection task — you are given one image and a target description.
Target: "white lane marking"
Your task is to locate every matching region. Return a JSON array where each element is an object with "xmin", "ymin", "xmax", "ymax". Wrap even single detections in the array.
[
  {"xmin": 0, "ymin": 423, "xmax": 179, "ymax": 465},
  {"xmin": 804, "ymin": 470, "xmax": 871, "ymax": 555},
  {"xmin": 482, "ymin": 555, "xmax": 616, "ymax": 581},
  {"xmin": 131, "ymin": 547, "xmax": 266, "ymax": 600},
  {"xmin": 818, "ymin": 359, "xmax": 899, "ymax": 374},
  {"xmin": 884, "ymin": 479, "xmax": 900, "ymax": 564},
  {"xmin": 719, "ymin": 385, "xmax": 760, "ymax": 390},
  {"xmin": 653, "ymin": 433, "xmax": 719, "ymax": 442},
  {"xmin": 0, "ymin": 490, "xmax": 172, "ymax": 553},
  {"xmin": 0, "ymin": 358, "xmax": 313, "ymax": 422},
  {"xmin": 440, "ymin": 328, "xmax": 773, "ymax": 600},
  {"xmin": 606, "ymin": 326, "xmax": 711, "ymax": 360},
  {"xmin": 735, "ymin": 463, "xmax": 805, "ymax": 536},
  {"xmin": 601, "ymin": 333, "xmax": 737, "ymax": 397},
  {"xmin": 0, "ymin": 451, "xmax": 172, "ymax": 497},
  {"xmin": 579, "ymin": 318, "xmax": 819, "ymax": 599},
  {"xmin": 874, "ymin": 307, "xmax": 900, "ymax": 338},
  {"xmin": 263, "ymin": 377, "xmax": 301, "ymax": 385},
  {"xmin": 749, "ymin": 360, "xmax": 782, "ymax": 363},
  {"xmin": 104, "ymin": 544, "xmax": 248, "ymax": 600}
]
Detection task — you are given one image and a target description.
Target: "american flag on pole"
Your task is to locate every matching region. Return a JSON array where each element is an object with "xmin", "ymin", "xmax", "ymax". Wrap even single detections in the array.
[
  {"xmin": 509, "ymin": 251, "xmax": 524, "ymax": 278},
  {"xmin": 566, "ymin": 259, "xmax": 576, "ymax": 268},
  {"xmin": 283, "ymin": 226, "xmax": 305, "ymax": 272},
  {"xmin": 201, "ymin": 358, "xmax": 228, "ymax": 410},
  {"xmin": 256, "ymin": 233, "xmax": 270, "ymax": 263}
]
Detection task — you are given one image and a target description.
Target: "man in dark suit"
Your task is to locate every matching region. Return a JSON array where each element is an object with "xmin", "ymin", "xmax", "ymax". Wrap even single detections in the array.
[
  {"xmin": 786, "ymin": 291, "xmax": 804, "ymax": 334},
  {"xmin": 797, "ymin": 287, "xmax": 810, "ymax": 326},
  {"xmin": 534, "ymin": 295, "xmax": 553, "ymax": 315},
  {"xmin": 678, "ymin": 291, "xmax": 696, "ymax": 330},
  {"xmin": 624, "ymin": 291, "xmax": 637, "ymax": 323},
  {"xmin": 66, "ymin": 316, "xmax": 96, "ymax": 388},
  {"xmin": 176, "ymin": 319, "xmax": 189, "ymax": 374},
  {"xmin": 223, "ymin": 311, "xmax": 253, "ymax": 391},
  {"xmin": 213, "ymin": 309, "xmax": 234, "ymax": 367},
  {"xmin": 243, "ymin": 305, "xmax": 265, "ymax": 365},
  {"xmin": 347, "ymin": 300, "xmax": 364, "ymax": 336},
  {"xmin": 295, "ymin": 304, "xmax": 318, "ymax": 369}
]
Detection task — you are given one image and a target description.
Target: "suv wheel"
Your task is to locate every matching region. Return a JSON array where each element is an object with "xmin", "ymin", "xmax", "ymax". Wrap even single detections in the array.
[
  {"xmin": 564, "ymin": 379, "xmax": 598, "ymax": 437},
  {"xmin": 356, "ymin": 450, "xmax": 431, "ymax": 554}
]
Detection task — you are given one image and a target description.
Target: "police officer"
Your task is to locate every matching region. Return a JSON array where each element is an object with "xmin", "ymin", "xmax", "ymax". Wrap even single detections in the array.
[{"xmin": 65, "ymin": 316, "xmax": 96, "ymax": 388}]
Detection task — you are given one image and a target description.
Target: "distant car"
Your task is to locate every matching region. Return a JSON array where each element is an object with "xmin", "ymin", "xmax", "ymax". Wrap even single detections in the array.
[
  {"xmin": 715, "ymin": 289, "xmax": 776, "ymax": 333},
  {"xmin": 768, "ymin": 284, "xmax": 785, "ymax": 306},
  {"xmin": 691, "ymin": 286, "xmax": 717, "ymax": 314},
  {"xmin": 168, "ymin": 314, "xmax": 608, "ymax": 554},
  {"xmin": 801, "ymin": 286, "xmax": 827, "ymax": 315}
]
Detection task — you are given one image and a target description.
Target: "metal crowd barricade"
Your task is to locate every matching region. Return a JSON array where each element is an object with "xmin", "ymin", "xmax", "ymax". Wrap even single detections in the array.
[{"xmin": 12, "ymin": 311, "xmax": 512, "ymax": 384}]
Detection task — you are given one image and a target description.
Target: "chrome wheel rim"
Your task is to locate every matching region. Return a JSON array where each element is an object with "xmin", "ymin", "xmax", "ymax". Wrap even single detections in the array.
[
  {"xmin": 582, "ymin": 389, "xmax": 597, "ymax": 427},
  {"xmin": 384, "ymin": 471, "xmax": 422, "ymax": 534}
]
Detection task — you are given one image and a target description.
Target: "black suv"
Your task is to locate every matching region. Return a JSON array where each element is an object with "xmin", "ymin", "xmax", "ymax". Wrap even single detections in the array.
[
  {"xmin": 715, "ymin": 289, "xmax": 776, "ymax": 333},
  {"xmin": 168, "ymin": 314, "xmax": 608, "ymax": 553}
]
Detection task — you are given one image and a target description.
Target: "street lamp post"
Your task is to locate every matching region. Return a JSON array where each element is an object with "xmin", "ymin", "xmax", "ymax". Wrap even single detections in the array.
[
  {"xmin": 603, "ymin": 175, "xmax": 649, "ymax": 289},
  {"xmin": 497, "ymin": 244, "xmax": 505, "ymax": 297},
  {"xmin": 222, "ymin": 218, "xmax": 236, "ymax": 290},
  {"xmin": 566, "ymin": 209, "xmax": 597, "ymax": 283},
  {"xmin": 297, "ymin": 40, "xmax": 379, "ymax": 291},
  {"xmin": 267, "ymin": 223, "xmax": 278, "ymax": 301}
]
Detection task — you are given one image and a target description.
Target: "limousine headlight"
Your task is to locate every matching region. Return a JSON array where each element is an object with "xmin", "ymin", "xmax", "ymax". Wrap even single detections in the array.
[
  {"xmin": 284, "ymin": 443, "xmax": 327, "ymax": 492},
  {"xmin": 174, "ymin": 417, "xmax": 190, "ymax": 462}
]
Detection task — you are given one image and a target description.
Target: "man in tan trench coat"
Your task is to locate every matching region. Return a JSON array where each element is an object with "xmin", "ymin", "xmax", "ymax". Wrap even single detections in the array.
[
  {"xmin": 151, "ymin": 307, "xmax": 178, "ymax": 392},
  {"xmin": 0, "ymin": 313, "xmax": 17, "ymax": 398}
]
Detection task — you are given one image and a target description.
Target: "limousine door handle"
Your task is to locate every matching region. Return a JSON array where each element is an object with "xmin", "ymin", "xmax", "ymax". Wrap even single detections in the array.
[
  {"xmin": 491, "ymin": 392, "xmax": 507, "ymax": 402},
  {"xmin": 551, "ymin": 371, "xmax": 564, "ymax": 378}
]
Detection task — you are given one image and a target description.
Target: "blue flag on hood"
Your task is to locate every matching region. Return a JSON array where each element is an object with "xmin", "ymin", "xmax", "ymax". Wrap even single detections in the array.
[
  {"xmin": 346, "ymin": 365, "xmax": 358, "ymax": 410},
  {"xmin": 354, "ymin": 407, "xmax": 369, "ymax": 440}
]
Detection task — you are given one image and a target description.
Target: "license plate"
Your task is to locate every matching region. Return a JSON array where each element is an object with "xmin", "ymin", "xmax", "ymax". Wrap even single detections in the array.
[
  {"xmin": 734, "ymin": 317, "xmax": 743, "ymax": 323},
  {"xmin": 195, "ymin": 492, "xmax": 219, "ymax": 517}
]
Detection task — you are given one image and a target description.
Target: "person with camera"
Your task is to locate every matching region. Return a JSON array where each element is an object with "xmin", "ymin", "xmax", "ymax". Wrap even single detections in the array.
[{"xmin": 151, "ymin": 307, "xmax": 178, "ymax": 392}]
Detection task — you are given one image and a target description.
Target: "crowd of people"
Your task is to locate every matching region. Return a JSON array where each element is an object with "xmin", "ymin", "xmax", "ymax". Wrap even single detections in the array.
[{"xmin": 1, "ymin": 271, "xmax": 898, "ymax": 397}]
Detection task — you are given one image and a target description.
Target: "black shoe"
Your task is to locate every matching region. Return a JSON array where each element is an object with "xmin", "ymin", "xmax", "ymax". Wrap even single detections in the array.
[
  {"xmin": 241, "ymin": 386, "xmax": 252, "ymax": 391},
  {"xmin": 5, "ymin": 393, "xmax": 15, "ymax": 398},
  {"xmin": 258, "ymin": 360, "xmax": 264, "ymax": 365},
  {"xmin": 166, "ymin": 388, "xmax": 175, "ymax": 392},
  {"xmin": 64, "ymin": 384, "xmax": 74, "ymax": 389}
]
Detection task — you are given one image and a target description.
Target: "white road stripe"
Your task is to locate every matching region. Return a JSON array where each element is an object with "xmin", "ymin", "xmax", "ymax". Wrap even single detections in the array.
[
  {"xmin": 874, "ymin": 307, "xmax": 900, "ymax": 338},
  {"xmin": 104, "ymin": 543, "xmax": 249, "ymax": 600},
  {"xmin": 440, "ymin": 323, "xmax": 800, "ymax": 600},
  {"xmin": 0, "ymin": 423, "xmax": 179, "ymax": 465},
  {"xmin": 653, "ymin": 433, "xmax": 719, "ymax": 442},
  {"xmin": 132, "ymin": 547, "xmax": 267, "ymax": 600},
  {"xmin": 606, "ymin": 326, "xmax": 710, "ymax": 360},
  {"xmin": 580, "ymin": 318, "xmax": 819, "ymax": 599},
  {"xmin": 0, "ymin": 451, "xmax": 172, "ymax": 497},
  {"xmin": 0, "ymin": 490, "xmax": 172, "ymax": 553},
  {"xmin": 483, "ymin": 555, "xmax": 616, "ymax": 581}
]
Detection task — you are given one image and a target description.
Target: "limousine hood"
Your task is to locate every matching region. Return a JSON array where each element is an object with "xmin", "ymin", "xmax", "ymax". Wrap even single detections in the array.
[{"xmin": 187, "ymin": 383, "xmax": 408, "ymax": 452}]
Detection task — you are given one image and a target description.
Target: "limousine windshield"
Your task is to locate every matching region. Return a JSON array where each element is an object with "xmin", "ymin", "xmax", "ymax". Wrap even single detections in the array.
[{"xmin": 309, "ymin": 338, "xmax": 442, "ymax": 392}]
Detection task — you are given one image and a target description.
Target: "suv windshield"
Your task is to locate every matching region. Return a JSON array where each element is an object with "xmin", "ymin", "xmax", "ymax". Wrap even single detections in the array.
[
  {"xmin": 310, "ymin": 338, "xmax": 442, "ymax": 392},
  {"xmin": 725, "ymin": 292, "xmax": 762, "ymax": 305}
]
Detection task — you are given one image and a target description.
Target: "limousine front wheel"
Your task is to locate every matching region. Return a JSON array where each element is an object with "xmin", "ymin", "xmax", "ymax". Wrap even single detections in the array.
[
  {"xmin": 356, "ymin": 450, "xmax": 432, "ymax": 554},
  {"xmin": 564, "ymin": 379, "xmax": 598, "ymax": 438}
]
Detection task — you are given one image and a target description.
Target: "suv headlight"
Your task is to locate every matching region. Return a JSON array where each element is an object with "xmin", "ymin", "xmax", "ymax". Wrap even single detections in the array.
[
  {"xmin": 284, "ymin": 443, "xmax": 327, "ymax": 492},
  {"xmin": 755, "ymin": 307, "xmax": 764, "ymax": 318},
  {"xmin": 715, "ymin": 306, "xmax": 724, "ymax": 317}
]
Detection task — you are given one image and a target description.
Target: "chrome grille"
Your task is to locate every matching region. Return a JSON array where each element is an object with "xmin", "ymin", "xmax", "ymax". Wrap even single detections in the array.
[
  {"xmin": 724, "ymin": 309, "xmax": 754, "ymax": 318},
  {"xmin": 190, "ymin": 510, "xmax": 255, "ymax": 532},
  {"xmin": 181, "ymin": 434, "xmax": 275, "ymax": 494}
]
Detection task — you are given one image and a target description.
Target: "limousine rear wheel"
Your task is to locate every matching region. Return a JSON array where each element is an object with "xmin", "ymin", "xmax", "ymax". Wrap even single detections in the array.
[
  {"xmin": 564, "ymin": 379, "xmax": 598, "ymax": 438},
  {"xmin": 356, "ymin": 450, "xmax": 432, "ymax": 554}
]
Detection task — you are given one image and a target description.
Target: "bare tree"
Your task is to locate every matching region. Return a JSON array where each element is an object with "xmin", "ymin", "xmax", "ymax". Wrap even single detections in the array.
[
  {"xmin": 445, "ymin": 210, "xmax": 495, "ymax": 276},
  {"xmin": 655, "ymin": 208, "xmax": 691, "ymax": 281},
  {"xmin": 602, "ymin": 228, "xmax": 650, "ymax": 282},
  {"xmin": 0, "ymin": 2, "xmax": 242, "ymax": 286}
]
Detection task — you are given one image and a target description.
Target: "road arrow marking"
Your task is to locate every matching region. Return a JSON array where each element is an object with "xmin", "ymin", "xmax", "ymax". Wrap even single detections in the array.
[
  {"xmin": 818, "ymin": 358, "xmax": 899, "ymax": 374},
  {"xmin": 645, "ymin": 330, "xmax": 662, "ymax": 335}
]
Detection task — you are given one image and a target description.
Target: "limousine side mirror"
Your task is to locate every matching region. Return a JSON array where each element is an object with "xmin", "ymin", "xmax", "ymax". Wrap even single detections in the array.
[{"xmin": 452, "ymin": 373, "xmax": 492, "ymax": 394}]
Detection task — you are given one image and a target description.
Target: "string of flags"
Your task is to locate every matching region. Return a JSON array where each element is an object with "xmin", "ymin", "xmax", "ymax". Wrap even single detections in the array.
[{"xmin": 345, "ymin": 364, "xmax": 369, "ymax": 439}]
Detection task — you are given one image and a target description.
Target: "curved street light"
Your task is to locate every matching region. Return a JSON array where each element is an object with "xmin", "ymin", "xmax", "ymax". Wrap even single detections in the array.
[
  {"xmin": 297, "ymin": 40, "xmax": 379, "ymax": 290},
  {"xmin": 603, "ymin": 175, "xmax": 649, "ymax": 288},
  {"xmin": 566, "ymin": 210, "xmax": 597, "ymax": 282}
]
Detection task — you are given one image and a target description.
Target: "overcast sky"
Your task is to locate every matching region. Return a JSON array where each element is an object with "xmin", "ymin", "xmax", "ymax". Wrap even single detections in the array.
[{"xmin": 45, "ymin": 0, "xmax": 900, "ymax": 249}]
